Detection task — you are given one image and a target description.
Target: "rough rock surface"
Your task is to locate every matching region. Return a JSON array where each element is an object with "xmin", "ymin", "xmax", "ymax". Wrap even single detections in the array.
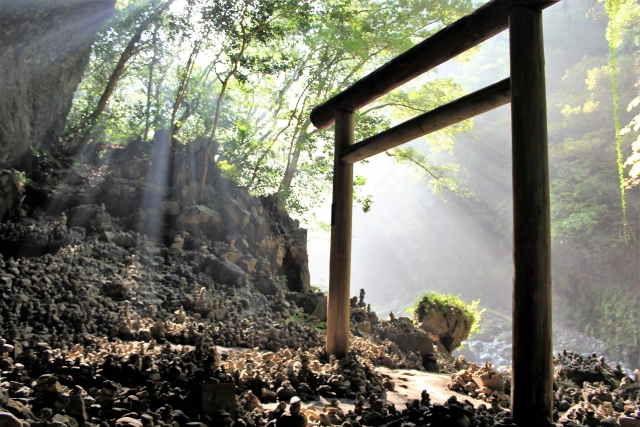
[
  {"xmin": 415, "ymin": 297, "xmax": 473, "ymax": 355},
  {"xmin": 0, "ymin": 171, "xmax": 24, "ymax": 222},
  {"xmin": 372, "ymin": 317, "xmax": 438, "ymax": 372},
  {"xmin": 4, "ymin": 144, "xmax": 311, "ymax": 295},
  {"xmin": 0, "ymin": 0, "xmax": 116, "ymax": 169}
]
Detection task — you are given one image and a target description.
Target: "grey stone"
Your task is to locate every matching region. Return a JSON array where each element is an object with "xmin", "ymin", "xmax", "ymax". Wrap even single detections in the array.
[
  {"xmin": 619, "ymin": 416, "xmax": 640, "ymax": 427},
  {"xmin": 176, "ymin": 205, "xmax": 223, "ymax": 240},
  {"xmin": 255, "ymin": 279, "xmax": 282, "ymax": 296},
  {"xmin": 5, "ymin": 400, "xmax": 34, "ymax": 420},
  {"xmin": 204, "ymin": 258, "xmax": 246, "ymax": 287},
  {"xmin": 200, "ymin": 383, "xmax": 235, "ymax": 418},
  {"xmin": 0, "ymin": 388, "xmax": 8, "ymax": 407},
  {"xmin": 66, "ymin": 394, "xmax": 87, "ymax": 422},
  {"xmin": 115, "ymin": 417, "xmax": 142, "ymax": 427},
  {"xmin": 161, "ymin": 200, "xmax": 181, "ymax": 216},
  {"xmin": 311, "ymin": 296, "xmax": 327, "ymax": 322},
  {"xmin": 0, "ymin": 412, "xmax": 22, "ymax": 427},
  {"xmin": 0, "ymin": 171, "xmax": 23, "ymax": 222}
]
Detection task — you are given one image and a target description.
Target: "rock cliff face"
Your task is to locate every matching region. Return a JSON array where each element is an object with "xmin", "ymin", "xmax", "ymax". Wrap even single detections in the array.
[
  {"xmin": 0, "ymin": 0, "xmax": 115, "ymax": 169},
  {"xmin": 3, "ymin": 139, "xmax": 311, "ymax": 295}
]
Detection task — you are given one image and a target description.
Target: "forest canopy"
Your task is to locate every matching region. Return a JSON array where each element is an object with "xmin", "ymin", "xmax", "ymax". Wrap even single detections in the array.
[{"xmin": 63, "ymin": 0, "xmax": 476, "ymax": 216}]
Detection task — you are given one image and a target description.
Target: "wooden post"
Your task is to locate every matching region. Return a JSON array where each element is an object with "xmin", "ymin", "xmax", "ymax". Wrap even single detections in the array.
[
  {"xmin": 509, "ymin": 6, "xmax": 554, "ymax": 427},
  {"xmin": 326, "ymin": 109, "xmax": 354, "ymax": 357}
]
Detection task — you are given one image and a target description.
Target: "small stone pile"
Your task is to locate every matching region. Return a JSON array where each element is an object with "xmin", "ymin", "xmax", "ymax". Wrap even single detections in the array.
[
  {"xmin": 554, "ymin": 351, "xmax": 623, "ymax": 387},
  {"xmin": 553, "ymin": 350, "xmax": 640, "ymax": 426},
  {"xmin": 0, "ymin": 339, "xmax": 524, "ymax": 427},
  {"xmin": 0, "ymin": 332, "xmax": 526, "ymax": 427},
  {"xmin": 0, "ymin": 236, "xmax": 326, "ymax": 354},
  {"xmin": 447, "ymin": 359, "xmax": 510, "ymax": 407}
]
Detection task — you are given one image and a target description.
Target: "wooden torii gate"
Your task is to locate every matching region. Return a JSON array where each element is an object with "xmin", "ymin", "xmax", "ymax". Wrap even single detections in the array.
[{"xmin": 309, "ymin": 0, "xmax": 559, "ymax": 426}]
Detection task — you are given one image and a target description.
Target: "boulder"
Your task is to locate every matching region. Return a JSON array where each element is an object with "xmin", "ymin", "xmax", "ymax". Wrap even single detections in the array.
[
  {"xmin": 66, "ymin": 205, "xmax": 98, "ymax": 229},
  {"xmin": 285, "ymin": 292, "xmax": 324, "ymax": 315},
  {"xmin": 0, "ymin": 412, "xmax": 22, "ymax": 427},
  {"xmin": 200, "ymin": 383, "xmax": 235, "ymax": 418},
  {"xmin": 0, "ymin": 0, "xmax": 116, "ymax": 166},
  {"xmin": 280, "ymin": 231, "xmax": 310, "ymax": 293},
  {"xmin": 255, "ymin": 279, "xmax": 282, "ymax": 296},
  {"xmin": 417, "ymin": 305, "xmax": 472, "ymax": 354},
  {"xmin": 376, "ymin": 330, "xmax": 434, "ymax": 368},
  {"xmin": 618, "ymin": 416, "xmax": 640, "ymax": 427},
  {"xmin": 121, "ymin": 159, "xmax": 149, "ymax": 180},
  {"xmin": 115, "ymin": 418, "xmax": 142, "ymax": 427},
  {"xmin": 66, "ymin": 394, "xmax": 87, "ymax": 422},
  {"xmin": 203, "ymin": 258, "xmax": 247, "ymax": 287},
  {"xmin": 0, "ymin": 171, "xmax": 23, "ymax": 221},
  {"xmin": 311, "ymin": 296, "xmax": 327, "ymax": 322},
  {"xmin": 5, "ymin": 400, "xmax": 34, "ymax": 420},
  {"xmin": 176, "ymin": 205, "xmax": 224, "ymax": 240},
  {"xmin": 0, "ymin": 388, "xmax": 8, "ymax": 406},
  {"xmin": 161, "ymin": 200, "xmax": 181, "ymax": 216},
  {"xmin": 222, "ymin": 196, "xmax": 251, "ymax": 227}
]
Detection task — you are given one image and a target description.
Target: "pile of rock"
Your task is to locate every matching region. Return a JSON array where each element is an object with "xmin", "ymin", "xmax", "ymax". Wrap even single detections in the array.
[
  {"xmin": 0, "ymin": 331, "xmax": 525, "ymax": 427},
  {"xmin": 447, "ymin": 360, "xmax": 510, "ymax": 407},
  {"xmin": 554, "ymin": 351, "xmax": 624, "ymax": 387},
  {"xmin": 553, "ymin": 350, "xmax": 640, "ymax": 426},
  {"xmin": 369, "ymin": 317, "xmax": 438, "ymax": 372},
  {"xmin": 0, "ymin": 228, "xmax": 327, "ymax": 354}
]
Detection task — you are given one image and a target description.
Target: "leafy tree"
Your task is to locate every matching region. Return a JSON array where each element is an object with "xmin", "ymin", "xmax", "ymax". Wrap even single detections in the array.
[
  {"xmin": 195, "ymin": 0, "xmax": 311, "ymax": 201},
  {"xmin": 599, "ymin": 0, "xmax": 640, "ymax": 237},
  {"xmin": 65, "ymin": 0, "xmax": 175, "ymax": 152}
]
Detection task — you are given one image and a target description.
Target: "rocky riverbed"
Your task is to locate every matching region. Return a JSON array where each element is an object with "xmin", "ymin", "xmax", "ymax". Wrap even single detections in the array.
[{"xmin": 457, "ymin": 311, "xmax": 636, "ymax": 374}]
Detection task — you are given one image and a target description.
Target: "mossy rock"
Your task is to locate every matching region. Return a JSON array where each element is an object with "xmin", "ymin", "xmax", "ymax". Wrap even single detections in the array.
[{"xmin": 413, "ymin": 292, "xmax": 482, "ymax": 354}]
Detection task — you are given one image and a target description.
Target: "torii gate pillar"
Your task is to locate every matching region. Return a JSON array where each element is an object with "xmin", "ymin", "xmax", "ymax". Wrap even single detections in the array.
[{"xmin": 509, "ymin": 6, "xmax": 554, "ymax": 427}]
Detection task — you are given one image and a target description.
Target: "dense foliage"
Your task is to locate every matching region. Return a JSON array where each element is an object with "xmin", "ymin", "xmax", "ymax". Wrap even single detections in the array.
[{"xmin": 64, "ymin": 0, "xmax": 475, "ymax": 217}]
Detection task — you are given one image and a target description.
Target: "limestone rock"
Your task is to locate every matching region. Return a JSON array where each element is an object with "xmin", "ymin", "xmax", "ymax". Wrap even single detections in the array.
[
  {"xmin": 0, "ymin": 0, "xmax": 116, "ymax": 166},
  {"xmin": 176, "ymin": 205, "xmax": 224, "ymax": 240},
  {"xmin": 417, "ymin": 305, "xmax": 472, "ymax": 354}
]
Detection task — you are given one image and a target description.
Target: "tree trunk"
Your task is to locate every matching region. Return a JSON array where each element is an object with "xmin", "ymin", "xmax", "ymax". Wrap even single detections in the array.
[
  {"xmin": 69, "ymin": 0, "xmax": 175, "ymax": 153},
  {"xmin": 0, "ymin": 0, "xmax": 116, "ymax": 170},
  {"xmin": 143, "ymin": 29, "xmax": 160, "ymax": 143},
  {"xmin": 198, "ymin": 77, "xmax": 232, "ymax": 201},
  {"xmin": 279, "ymin": 118, "xmax": 310, "ymax": 193},
  {"xmin": 169, "ymin": 41, "xmax": 200, "ymax": 140}
]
